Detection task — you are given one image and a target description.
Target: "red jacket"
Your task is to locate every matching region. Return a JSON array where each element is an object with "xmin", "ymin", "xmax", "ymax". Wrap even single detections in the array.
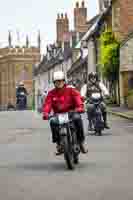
[{"xmin": 43, "ymin": 84, "xmax": 84, "ymax": 119}]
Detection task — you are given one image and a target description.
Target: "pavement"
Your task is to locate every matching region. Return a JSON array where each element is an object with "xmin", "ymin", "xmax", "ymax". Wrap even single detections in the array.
[
  {"xmin": 108, "ymin": 106, "xmax": 133, "ymax": 120},
  {"xmin": 0, "ymin": 111, "xmax": 133, "ymax": 200}
]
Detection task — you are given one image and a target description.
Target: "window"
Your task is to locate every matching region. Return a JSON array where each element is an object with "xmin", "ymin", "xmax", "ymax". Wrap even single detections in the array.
[{"xmin": 128, "ymin": 73, "xmax": 133, "ymax": 89}]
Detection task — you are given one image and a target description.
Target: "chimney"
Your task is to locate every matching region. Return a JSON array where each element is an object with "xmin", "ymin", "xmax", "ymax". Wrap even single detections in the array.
[
  {"xmin": 56, "ymin": 12, "xmax": 69, "ymax": 45},
  {"xmin": 76, "ymin": 2, "xmax": 79, "ymax": 8},
  {"xmin": 74, "ymin": 1, "xmax": 87, "ymax": 33},
  {"xmin": 82, "ymin": 1, "xmax": 85, "ymax": 8}
]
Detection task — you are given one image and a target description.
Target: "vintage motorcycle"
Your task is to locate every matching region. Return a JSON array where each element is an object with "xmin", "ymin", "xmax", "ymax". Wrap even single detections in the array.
[
  {"xmin": 49, "ymin": 112, "xmax": 81, "ymax": 170},
  {"xmin": 16, "ymin": 92, "xmax": 27, "ymax": 110},
  {"xmin": 86, "ymin": 93, "xmax": 105, "ymax": 136}
]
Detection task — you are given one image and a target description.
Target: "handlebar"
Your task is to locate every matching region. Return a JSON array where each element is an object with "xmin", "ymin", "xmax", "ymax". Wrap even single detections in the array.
[{"xmin": 48, "ymin": 111, "xmax": 84, "ymax": 120}]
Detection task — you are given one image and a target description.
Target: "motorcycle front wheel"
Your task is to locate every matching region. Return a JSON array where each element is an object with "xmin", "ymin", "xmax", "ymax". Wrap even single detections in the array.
[{"xmin": 63, "ymin": 136, "xmax": 75, "ymax": 170}]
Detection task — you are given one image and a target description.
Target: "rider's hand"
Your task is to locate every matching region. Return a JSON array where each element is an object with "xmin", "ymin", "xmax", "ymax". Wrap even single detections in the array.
[
  {"xmin": 81, "ymin": 96, "xmax": 85, "ymax": 102},
  {"xmin": 75, "ymin": 107, "xmax": 85, "ymax": 113},
  {"xmin": 43, "ymin": 113, "xmax": 49, "ymax": 120}
]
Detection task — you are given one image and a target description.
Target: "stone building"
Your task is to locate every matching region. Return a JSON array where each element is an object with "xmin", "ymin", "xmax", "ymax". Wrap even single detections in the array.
[
  {"xmin": 67, "ymin": 54, "xmax": 87, "ymax": 91},
  {"xmin": 66, "ymin": 5, "xmax": 103, "ymax": 87},
  {"xmin": 99, "ymin": 0, "xmax": 111, "ymax": 12},
  {"xmin": 0, "ymin": 33, "xmax": 41, "ymax": 110},
  {"xmin": 112, "ymin": 0, "xmax": 133, "ymax": 40},
  {"xmin": 68, "ymin": 5, "xmax": 112, "ymax": 87},
  {"xmin": 120, "ymin": 32, "xmax": 133, "ymax": 107},
  {"xmin": 56, "ymin": 13, "xmax": 69, "ymax": 47},
  {"xmin": 34, "ymin": 0, "xmax": 90, "ymax": 97},
  {"xmin": 34, "ymin": 44, "xmax": 72, "ymax": 111},
  {"xmin": 56, "ymin": 1, "xmax": 89, "ymax": 49},
  {"xmin": 112, "ymin": 0, "xmax": 133, "ymax": 106},
  {"xmin": 74, "ymin": 1, "xmax": 88, "ymax": 33}
]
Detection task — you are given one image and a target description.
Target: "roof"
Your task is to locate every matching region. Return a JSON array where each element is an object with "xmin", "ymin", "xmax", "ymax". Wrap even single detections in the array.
[
  {"xmin": 34, "ymin": 46, "xmax": 73, "ymax": 76},
  {"xmin": 75, "ymin": 6, "xmax": 111, "ymax": 49},
  {"xmin": 86, "ymin": 15, "xmax": 100, "ymax": 27},
  {"xmin": 75, "ymin": 15, "xmax": 101, "ymax": 49},
  {"xmin": 121, "ymin": 31, "xmax": 133, "ymax": 47},
  {"xmin": 67, "ymin": 56, "xmax": 87, "ymax": 76}
]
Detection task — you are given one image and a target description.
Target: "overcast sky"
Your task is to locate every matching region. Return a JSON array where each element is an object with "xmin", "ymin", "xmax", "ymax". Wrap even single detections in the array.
[{"xmin": 0, "ymin": 0, "xmax": 99, "ymax": 53}]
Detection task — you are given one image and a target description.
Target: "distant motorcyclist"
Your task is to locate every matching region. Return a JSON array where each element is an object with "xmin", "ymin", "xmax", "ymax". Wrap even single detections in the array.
[
  {"xmin": 80, "ymin": 72, "xmax": 110, "ymax": 130},
  {"xmin": 16, "ymin": 82, "xmax": 28, "ymax": 109},
  {"xmin": 16, "ymin": 82, "xmax": 28, "ymax": 97},
  {"xmin": 42, "ymin": 71, "xmax": 88, "ymax": 155}
]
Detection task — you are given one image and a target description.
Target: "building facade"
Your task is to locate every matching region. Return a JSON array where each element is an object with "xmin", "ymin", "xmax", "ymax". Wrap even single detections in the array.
[
  {"xmin": 120, "ymin": 33, "xmax": 133, "ymax": 107},
  {"xmin": 0, "ymin": 36, "xmax": 41, "ymax": 110},
  {"xmin": 112, "ymin": 0, "xmax": 133, "ymax": 40},
  {"xmin": 34, "ymin": 44, "xmax": 72, "ymax": 111},
  {"xmin": 112, "ymin": 0, "xmax": 133, "ymax": 106}
]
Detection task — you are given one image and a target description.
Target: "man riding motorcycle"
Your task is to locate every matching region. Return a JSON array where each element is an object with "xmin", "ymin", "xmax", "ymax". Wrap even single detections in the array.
[
  {"xmin": 16, "ymin": 82, "xmax": 28, "ymax": 108},
  {"xmin": 16, "ymin": 82, "xmax": 28, "ymax": 97},
  {"xmin": 42, "ymin": 71, "xmax": 88, "ymax": 155},
  {"xmin": 80, "ymin": 72, "xmax": 110, "ymax": 131}
]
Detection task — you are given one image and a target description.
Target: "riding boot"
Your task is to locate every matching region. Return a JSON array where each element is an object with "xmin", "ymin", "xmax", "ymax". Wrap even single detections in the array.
[
  {"xmin": 88, "ymin": 119, "xmax": 93, "ymax": 131},
  {"xmin": 55, "ymin": 144, "xmax": 64, "ymax": 156},
  {"xmin": 87, "ymin": 111, "xmax": 93, "ymax": 131},
  {"xmin": 103, "ymin": 112, "xmax": 110, "ymax": 129},
  {"xmin": 79, "ymin": 142, "xmax": 88, "ymax": 154}
]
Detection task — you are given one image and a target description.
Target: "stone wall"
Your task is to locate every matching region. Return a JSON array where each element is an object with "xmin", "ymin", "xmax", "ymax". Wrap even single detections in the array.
[
  {"xmin": 120, "ymin": 34, "xmax": 133, "ymax": 72},
  {"xmin": 0, "ymin": 47, "xmax": 40, "ymax": 110},
  {"xmin": 112, "ymin": 0, "xmax": 133, "ymax": 40},
  {"xmin": 120, "ymin": 34, "xmax": 133, "ymax": 105}
]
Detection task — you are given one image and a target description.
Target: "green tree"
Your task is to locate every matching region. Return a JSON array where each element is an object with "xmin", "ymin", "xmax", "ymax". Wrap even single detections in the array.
[{"xmin": 99, "ymin": 30, "xmax": 120, "ymax": 103}]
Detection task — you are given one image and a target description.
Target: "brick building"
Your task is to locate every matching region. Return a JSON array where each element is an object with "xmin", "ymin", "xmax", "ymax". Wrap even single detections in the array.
[
  {"xmin": 56, "ymin": 13, "xmax": 69, "ymax": 47},
  {"xmin": 112, "ymin": 0, "xmax": 133, "ymax": 40},
  {"xmin": 99, "ymin": 0, "xmax": 111, "ymax": 12},
  {"xmin": 74, "ymin": 1, "xmax": 88, "ymax": 33},
  {"xmin": 0, "ymin": 33, "xmax": 41, "ymax": 110},
  {"xmin": 112, "ymin": 0, "xmax": 133, "ymax": 106},
  {"xmin": 56, "ymin": 1, "xmax": 89, "ymax": 48}
]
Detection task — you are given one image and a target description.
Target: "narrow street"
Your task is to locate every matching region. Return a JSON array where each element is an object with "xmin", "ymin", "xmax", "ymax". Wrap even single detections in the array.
[{"xmin": 0, "ymin": 111, "xmax": 133, "ymax": 200}]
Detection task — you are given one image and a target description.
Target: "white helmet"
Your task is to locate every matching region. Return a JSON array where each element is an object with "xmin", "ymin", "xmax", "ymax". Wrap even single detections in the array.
[
  {"xmin": 53, "ymin": 71, "xmax": 65, "ymax": 82},
  {"xmin": 19, "ymin": 81, "xmax": 24, "ymax": 86}
]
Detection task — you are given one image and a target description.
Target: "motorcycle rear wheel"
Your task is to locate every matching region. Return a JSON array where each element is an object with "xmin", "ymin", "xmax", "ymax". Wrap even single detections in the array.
[
  {"xmin": 73, "ymin": 155, "xmax": 79, "ymax": 164},
  {"xmin": 96, "ymin": 130, "xmax": 102, "ymax": 136}
]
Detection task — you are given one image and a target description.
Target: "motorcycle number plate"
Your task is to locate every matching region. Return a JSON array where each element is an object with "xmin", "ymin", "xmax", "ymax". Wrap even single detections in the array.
[
  {"xmin": 20, "ymin": 92, "xmax": 25, "ymax": 95},
  {"xmin": 58, "ymin": 113, "xmax": 69, "ymax": 124},
  {"xmin": 91, "ymin": 93, "xmax": 101, "ymax": 99}
]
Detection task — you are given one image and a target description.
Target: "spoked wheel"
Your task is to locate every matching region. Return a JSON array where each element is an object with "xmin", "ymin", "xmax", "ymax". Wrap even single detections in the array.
[
  {"xmin": 73, "ymin": 154, "xmax": 79, "ymax": 164},
  {"xmin": 72, "ymin": 131, "xmax": 80, "ymax": 165},
  {"xmin": 63, "ymin": 136, "xmax": 75, "ymax": 170},
  {"xmin": 96, "ymin": 130, "xmax": 102, "ymax": 136}
]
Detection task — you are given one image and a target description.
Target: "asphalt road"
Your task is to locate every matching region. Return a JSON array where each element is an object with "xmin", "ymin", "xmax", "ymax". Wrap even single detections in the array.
[{"xmin": 0, "ymin": 111, "xmax": 133, "ymax": 200}]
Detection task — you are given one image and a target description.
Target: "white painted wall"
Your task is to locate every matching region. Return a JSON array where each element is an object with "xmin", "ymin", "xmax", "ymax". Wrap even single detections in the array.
[{"xmin": 87, "ymin": 38, "xmax": 96, "ymax": 74}]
